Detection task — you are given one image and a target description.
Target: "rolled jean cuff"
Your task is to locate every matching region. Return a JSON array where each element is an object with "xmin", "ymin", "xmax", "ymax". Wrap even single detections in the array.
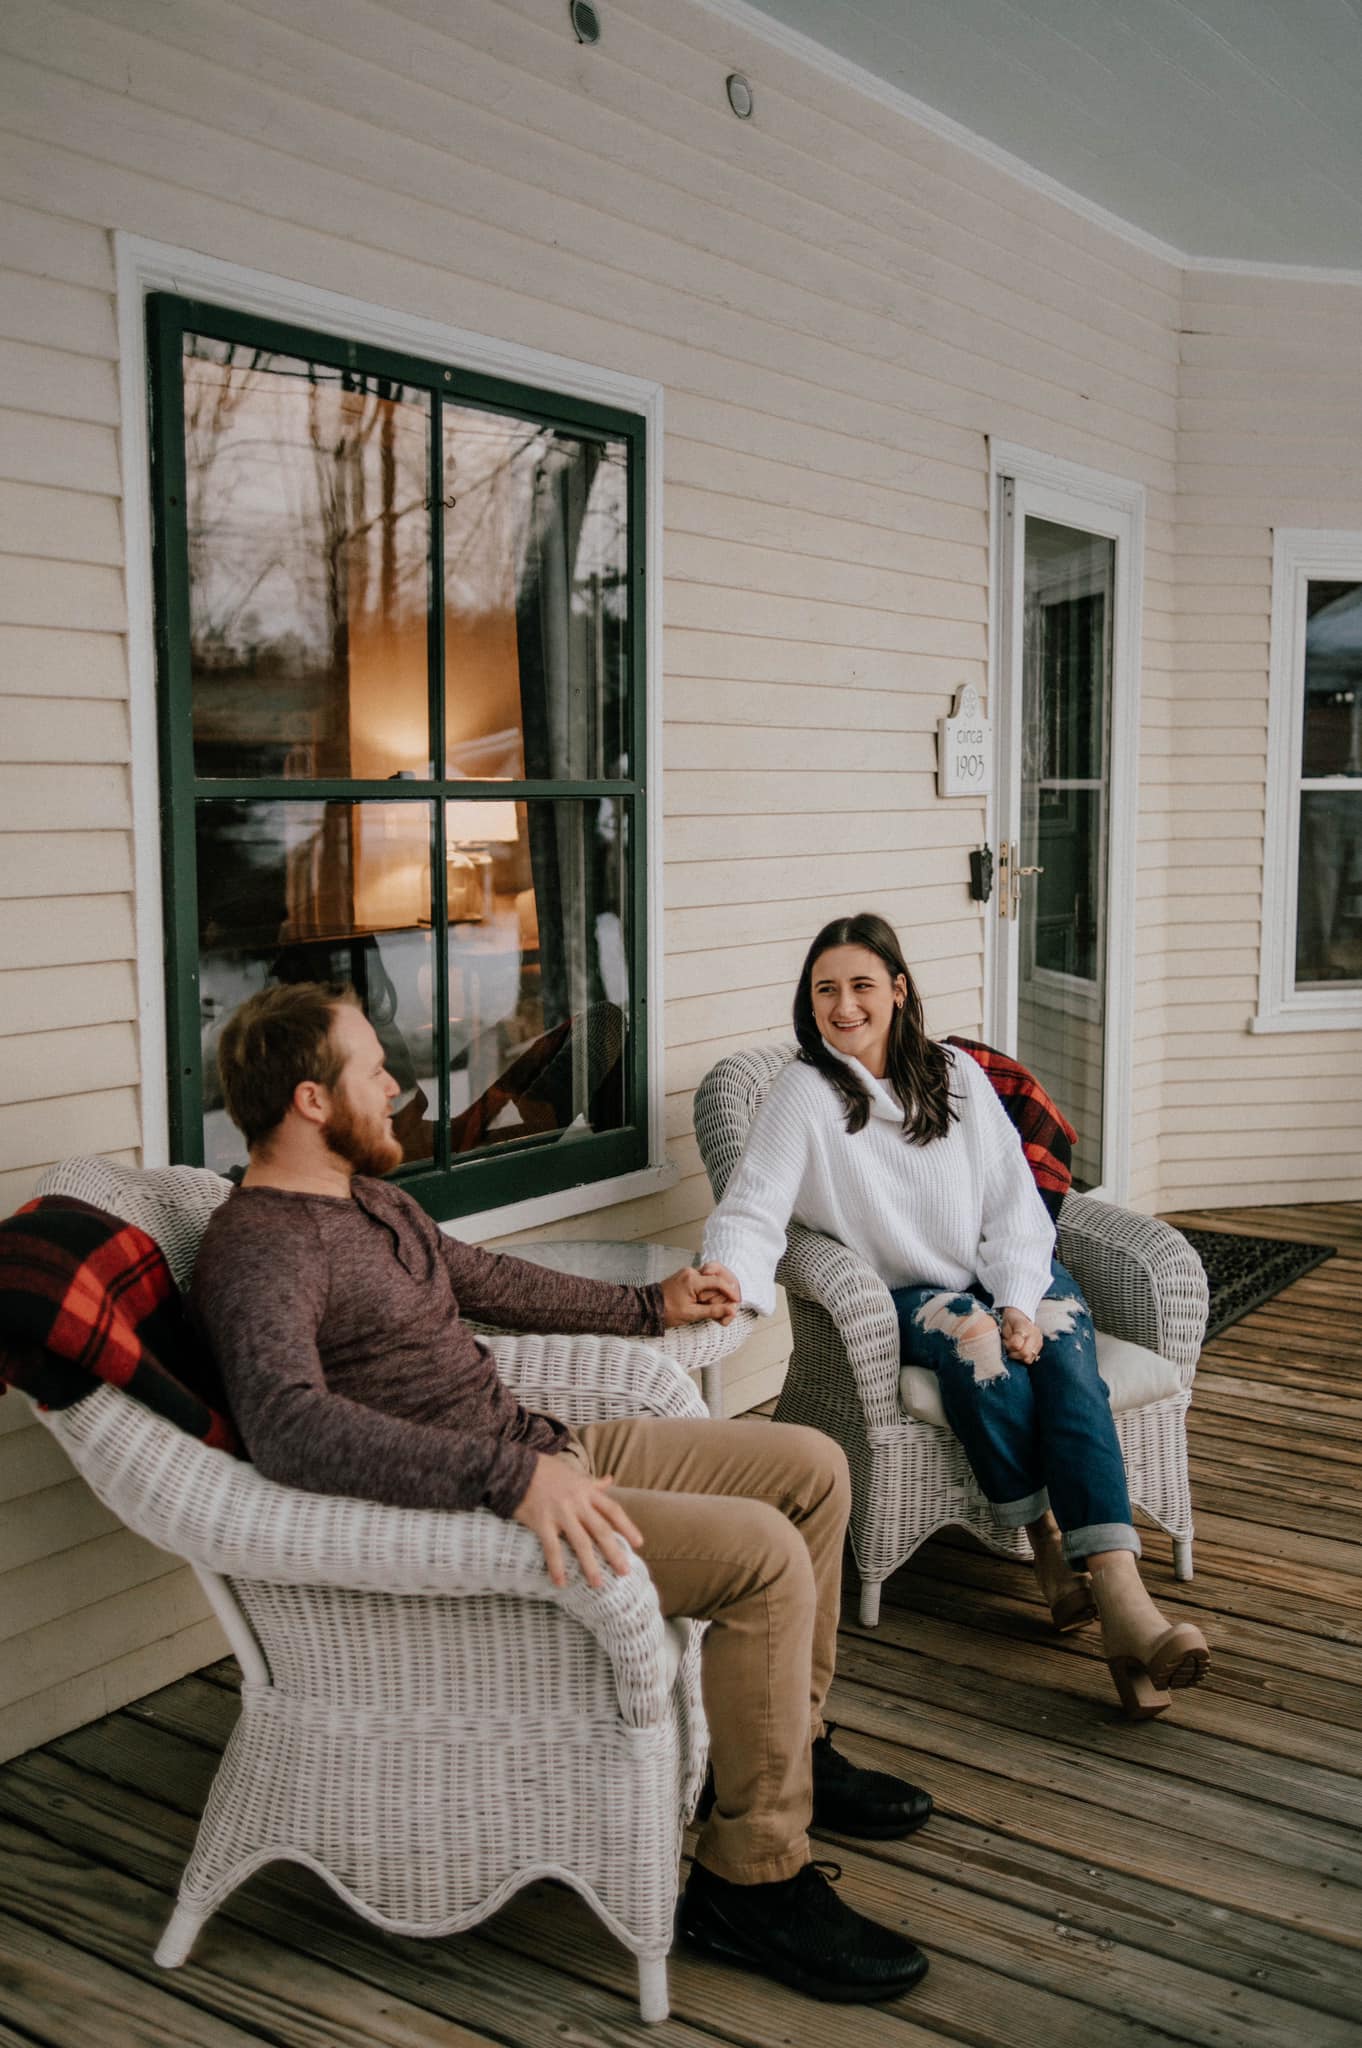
[
  {"xmin": 1063, "ymin": 1522, "xmax": 1141, "ymax": 1563},
  {"xmin": 991, "ymin": 1486, "xmax": 1049, "ymax": 1529}
]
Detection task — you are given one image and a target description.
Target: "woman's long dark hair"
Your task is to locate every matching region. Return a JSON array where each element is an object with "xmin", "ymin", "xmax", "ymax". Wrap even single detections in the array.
[{"xmin": 793, "ymin": 912, "xmax": 956, "ymax": 1144}]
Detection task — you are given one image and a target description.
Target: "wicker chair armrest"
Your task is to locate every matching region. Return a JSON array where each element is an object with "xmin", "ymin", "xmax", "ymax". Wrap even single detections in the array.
[
  {"xmin": 1057, "ymin": 1195, "xmax": 1207, "ymax": 1383},
  {"xmin": 776, "ymin": 1224, "xmax": 903, "ymax": 1431},
  {"xmin": 42, "ymin": 1387, "xmax": 678, "ymax": 1728},
  {"xmin": 481, "ymin": 1332, "xmax": 709, "ymax": 1422}
]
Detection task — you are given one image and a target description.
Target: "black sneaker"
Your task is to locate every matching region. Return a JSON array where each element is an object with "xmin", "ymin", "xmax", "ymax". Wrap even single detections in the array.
[
  {"xmin": 678, "ymin": 1858, "xmax": 929, "ymax": 2003},
  {"xmin": 811, "ymin": 1728, "xmax": 933, "ymax": 1840}
]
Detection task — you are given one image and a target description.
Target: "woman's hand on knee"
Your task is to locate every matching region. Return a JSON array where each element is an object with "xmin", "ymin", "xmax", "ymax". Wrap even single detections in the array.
[{"xmin": 1000, "ymin": 1308, "xmax": 1043, "ymax": 1364}]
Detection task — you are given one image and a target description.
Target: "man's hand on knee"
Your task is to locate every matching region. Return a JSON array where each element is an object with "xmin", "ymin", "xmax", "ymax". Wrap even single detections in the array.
[
  {"xmin": 661, "ymin": 1262, "xmax": 740, "ymax": 1327},
  {"xmin": 513, "ymin": 1451, "xmax": 644, "ymax": 1589}
]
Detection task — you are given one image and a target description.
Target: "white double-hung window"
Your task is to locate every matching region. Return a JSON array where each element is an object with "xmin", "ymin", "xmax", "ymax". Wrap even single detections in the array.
[{"xmin": 1256, "ymin": 530, "xmax": 1362, "ymax": 1032}]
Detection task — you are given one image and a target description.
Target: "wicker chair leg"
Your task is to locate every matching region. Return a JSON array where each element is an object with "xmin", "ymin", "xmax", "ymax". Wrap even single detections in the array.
[
  {"xmin": 1173, "ymin": 1535, "xmax": 1194, "ymax": 1582},
  {"xmin": 154, "ymin": 1901, "xmax": 206, "ymax": 1968},
  {"xmin": 637, "ymin": 1956, "xmax": 669, "ymax": 2023},
  {"xmin": 858, "ymin": 1578, "xmax": 883, "ymax": 1627}
]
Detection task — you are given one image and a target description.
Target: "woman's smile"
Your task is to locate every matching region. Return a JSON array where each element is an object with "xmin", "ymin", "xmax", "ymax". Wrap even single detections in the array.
[{"xmin": 809, "ymin": 944, "xmax": 906, "ymax": 1079}]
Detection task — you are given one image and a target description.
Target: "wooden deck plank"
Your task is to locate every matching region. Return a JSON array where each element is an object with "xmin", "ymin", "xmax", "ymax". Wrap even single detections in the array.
[
  {"xmin": 0, "ymin": 1910, "xmax": 274, "ymax": 2048},
  {"xmin": 0, "ymin": 1815, "xmax": 502, "ymax": 2048},
  {"xmin": 119, "ymin": 1667, "xmax": 1362, "ymax": 1955},
  {"xmin": 792, "ymin": 1728, "xmax": 1362, "ymax": 2022},
  {"xmin": 0, "ymin": 1751, "xmax": 959, "ymax": 2048},
  {"xmin": 903, "ymin": 1540, "xmax": 1362, "ymax": 1681},
  {"xmin": 3, "ymin": 1197, "xmax": 1362, "ymax": 2045},
  {"xmin": 880, "ymin": 1561, "xmax": 1362, "ymax": 1730}
]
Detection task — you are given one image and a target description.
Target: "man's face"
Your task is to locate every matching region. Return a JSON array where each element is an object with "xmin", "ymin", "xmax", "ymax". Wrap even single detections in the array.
[{"xmin": 321, "ymin": 1004, "xmax": 403, "ymax": 1177}]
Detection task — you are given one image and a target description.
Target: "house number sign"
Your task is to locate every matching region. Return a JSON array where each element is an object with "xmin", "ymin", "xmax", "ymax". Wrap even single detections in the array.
[{"xmin": 936, "ymin": 683, "xmax": 993, "ymax": 797}]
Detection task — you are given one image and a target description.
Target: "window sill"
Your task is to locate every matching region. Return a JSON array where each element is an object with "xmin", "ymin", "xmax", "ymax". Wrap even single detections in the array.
[
  {"xmin": 1249, "ymin": 1004, "xmax": 1362, "ymax": 1034},
  {"xmin": 444, "ymin": 1157, "xmax": 682, "ymax": 1245}
]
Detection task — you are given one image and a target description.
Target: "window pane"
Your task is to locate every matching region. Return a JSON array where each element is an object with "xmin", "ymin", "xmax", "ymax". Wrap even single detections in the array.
[
  {"xmin": 443, "ymin": 406, "xmax": 629, "ymax": 779},
  {"xmin": 185, "ymin": 337, "xmax": 431, "ymax": 779},
  {"xmin": 196, "ymin": 798, "xmax": 436, "ymax": 1174},
  {"xmin": 442, "ymin": 796, "xmax": 628, "ymax": 1156},
  {"xmin": 1026, "ymin": 520, "xmax": 1110, "ymax": 783},
  {"xmin": 1297, "ymin": 790, "xmax": 1362, "ymax": 986},
  {"xmin": 1303, "ymin": 581, "xmax": 1362, "ymax": 778},
  {"xmin": 1032, "ymin": 788, "xmax": 1101, "ymax": 982}
]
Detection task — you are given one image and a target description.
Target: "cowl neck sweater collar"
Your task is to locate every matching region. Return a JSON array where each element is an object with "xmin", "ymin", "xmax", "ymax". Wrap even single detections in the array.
[{"xmin": 820, "ymin": 1039, "xmax": 906, "ymax": 1123}]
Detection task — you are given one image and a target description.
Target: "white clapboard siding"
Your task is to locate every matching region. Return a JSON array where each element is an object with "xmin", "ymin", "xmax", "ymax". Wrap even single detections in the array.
[
  {"xmin": 1158, "ymin": 267, "xmax": 1362, "ymax": 1210},
  {"xmin": 0, "ymin": 0, "xmax": 1351, "ymax": 1762},
  {"xmin": 0, "ymin": 626, "xmax": 127, "ymax": 698},
  {"xmin": 0, "ymin": 832, "xmax": 132, "ymax": 899}
]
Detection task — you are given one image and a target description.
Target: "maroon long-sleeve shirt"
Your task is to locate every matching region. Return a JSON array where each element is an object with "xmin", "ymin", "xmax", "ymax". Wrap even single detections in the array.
[{"xmin": 190, "ymin": 1178, "xmax": 666, "ymax": 1517}]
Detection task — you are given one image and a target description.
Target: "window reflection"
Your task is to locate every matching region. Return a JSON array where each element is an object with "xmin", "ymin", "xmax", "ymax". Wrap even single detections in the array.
[
  {"xmin": 185, "ymin": 337, "xmax": 431, "ymax": 780},
  {"xmin": 195, "ymin": 794, "xmax": 629, "ymax": 1174},
  {"xmin": 393, "ymin": 798, "xmax": 628, "ymax": 1161},
  {"xmin": 443, "ymin": 406, "xmax": 629, "ymax": 781},
  {"xmin": 1303, "ymin": 581, "xmax": 1362, "ymax": 779},
  {"xmin": 1297, "ymin": 792, "xmax": 1362, "ymax": 986},
  {"xmin": 196, "ymin": 799, "xmax": 434, "ymax": 1176}
]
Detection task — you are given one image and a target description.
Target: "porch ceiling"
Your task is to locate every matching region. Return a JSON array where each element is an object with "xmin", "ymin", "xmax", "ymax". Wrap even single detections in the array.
[{"xmin": 731, "ymin": 0, "xmax": 1362, "ymax": 270}]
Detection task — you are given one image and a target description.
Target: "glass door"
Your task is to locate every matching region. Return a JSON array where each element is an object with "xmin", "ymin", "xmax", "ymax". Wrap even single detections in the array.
[
  {"xmin": 991, "ymin": 458, "xmax": 1141, "ymax": 1199},
  {"xmin": 1015, "ymin": 519, "xmax": 1113, "ymax": 1189}
]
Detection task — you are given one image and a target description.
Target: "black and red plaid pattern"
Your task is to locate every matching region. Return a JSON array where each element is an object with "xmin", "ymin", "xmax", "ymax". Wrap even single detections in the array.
[
  {"xmin": 0, "ymin": 1195, "xmax": 239, "ymax": 1451},
  {"xmin": 946, "ymin": 1036, "xmax": 1077, "ymax": 1221}
]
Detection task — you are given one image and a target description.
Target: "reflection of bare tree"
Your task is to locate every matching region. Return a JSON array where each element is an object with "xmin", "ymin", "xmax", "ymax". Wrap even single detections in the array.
[
  {"xmin": 185, "ymin": 341, "xmax": 428, "ymax": 778},
  {"xmin": 186, "ymin": 341, "xmax": 431, "ymax": 953}
]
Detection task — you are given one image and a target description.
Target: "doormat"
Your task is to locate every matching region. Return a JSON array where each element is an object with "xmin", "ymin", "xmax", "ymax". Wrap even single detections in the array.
[{"xmin": 1179, "ymin": 1229, "xmax": 1336, "ymax": 1341}]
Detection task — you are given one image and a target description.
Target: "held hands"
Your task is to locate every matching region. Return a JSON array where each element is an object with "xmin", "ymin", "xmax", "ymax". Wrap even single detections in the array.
[
  {"xmin": 1000, "ymin": 1307, "xmax": 1043, "ymax": 1364},
  {"xmin": 659, "ymin": 1261, "xmax": 741, "ymax": 1328},
  {"xmin": 512, "ymin": 1450, "xmax": 644, "ymax": 1589}
]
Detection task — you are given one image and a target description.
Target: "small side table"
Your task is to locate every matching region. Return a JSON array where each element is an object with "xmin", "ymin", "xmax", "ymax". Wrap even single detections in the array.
[{"xmin": 509, "ymin": 1239, "xmax": 756, "ymax": 1416}]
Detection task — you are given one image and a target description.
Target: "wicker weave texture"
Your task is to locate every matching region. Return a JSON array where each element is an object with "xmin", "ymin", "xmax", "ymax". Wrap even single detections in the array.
[
  {"xmin": 32, "ymin": 1157, "xmax": 707, "ymax": 2022},
  {"xmin": 694, "ymin": 1047, "xmax": 1206, "ymax": 1617}
]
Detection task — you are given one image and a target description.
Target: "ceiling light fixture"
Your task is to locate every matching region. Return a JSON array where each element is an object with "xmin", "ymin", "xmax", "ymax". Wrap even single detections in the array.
[{"xmin": 569, "ymin": 1, "xmax": 600, "ymax": 45}]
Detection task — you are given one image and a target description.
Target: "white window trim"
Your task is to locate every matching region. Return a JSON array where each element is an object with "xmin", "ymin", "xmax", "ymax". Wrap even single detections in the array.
[
  {"xmin": 116, "ymin": 233, "xmax": 677, "ymax": 1239},
  {"xmin": 1254, "ymin": 528, "xmax": 1362, "ymax": 1035}
]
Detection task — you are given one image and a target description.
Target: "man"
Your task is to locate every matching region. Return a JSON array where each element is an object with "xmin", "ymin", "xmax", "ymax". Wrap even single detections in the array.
[{"xmin": 192, "ymin": 982, "xmax": 932, "ymax": 2003}]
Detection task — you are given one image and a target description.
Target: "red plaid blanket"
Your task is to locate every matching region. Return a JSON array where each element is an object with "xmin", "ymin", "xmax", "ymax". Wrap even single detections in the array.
[
  {"xmin": 946, "ymin": 1037, "xmax": 1078, "ymax": 1221},
  {"xmin": 0, "ymin": 1195, "xmax": 239, "ymax": 1451}
]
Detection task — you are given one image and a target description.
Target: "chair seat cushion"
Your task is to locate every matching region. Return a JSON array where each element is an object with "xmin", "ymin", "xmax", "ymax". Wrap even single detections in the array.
[
  {"xmin": 898, "ymin": 1330, "xmax": 1182, "ymax": 1427},
  {"xmin": 661, "ymin": 1617, "xmax": 689, "ymax": 1688}
]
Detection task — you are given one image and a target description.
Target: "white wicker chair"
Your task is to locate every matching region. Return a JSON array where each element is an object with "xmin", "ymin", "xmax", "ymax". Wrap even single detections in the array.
[
  {"xmin": 29, "ymin": 1157, "xmax": 709, "ymax": 2025},
  {"xmin": 694, "ymin": 1046, "xmax": 1209, "ymax": 1627}
]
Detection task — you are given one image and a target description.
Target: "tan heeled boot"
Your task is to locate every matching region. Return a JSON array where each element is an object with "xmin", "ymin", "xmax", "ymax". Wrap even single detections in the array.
[
  {"xmin": 1089, "ymin": 1557, "xmax": 1210, "ymax": 1719},
  {"xmin": 1030, "ymin": 1529, "xmax": 1097, "ymax": 1633}
]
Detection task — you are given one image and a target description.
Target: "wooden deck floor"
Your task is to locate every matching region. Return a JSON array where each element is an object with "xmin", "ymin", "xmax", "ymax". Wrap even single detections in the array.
[{"xmin": 2, "ymin": 1203, "xmax": 1361, "ymax": 2047}]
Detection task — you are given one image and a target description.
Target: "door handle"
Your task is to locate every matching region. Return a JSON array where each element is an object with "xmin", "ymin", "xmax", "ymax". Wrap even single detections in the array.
[
  {"xmin": 1011, "ymin": 858, "xmax": 1044, "ymax": 917},
  {"xmin": 998, "ymin": 842, "xmax": 1044, "ymax": 918}
]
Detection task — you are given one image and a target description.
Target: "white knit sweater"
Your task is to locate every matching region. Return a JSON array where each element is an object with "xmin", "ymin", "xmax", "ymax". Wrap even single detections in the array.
[{"xmin": 701, "ymin": 1043, "xmax": 1057, "ymax": 1321}]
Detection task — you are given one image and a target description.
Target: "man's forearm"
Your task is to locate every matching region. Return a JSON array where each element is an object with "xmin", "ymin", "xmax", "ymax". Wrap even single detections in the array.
[
  {"xmin": 441, "ymin": 1240, "xmax": 666, "ymax": 1338},
  {"xmin": 233, "ymin": 1371, "xmax": 541, "ymax": 1517}
]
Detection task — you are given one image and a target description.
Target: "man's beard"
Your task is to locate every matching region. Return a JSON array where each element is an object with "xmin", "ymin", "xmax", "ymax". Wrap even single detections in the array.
[{"xmin": 322, "ymin": 1089, "xmax": 404, "ymax": 1177}]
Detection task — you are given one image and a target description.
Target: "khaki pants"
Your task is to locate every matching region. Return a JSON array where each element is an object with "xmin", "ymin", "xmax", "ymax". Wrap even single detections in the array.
[{"xmin": 571, "ymin": 1417, "xmax": 851, "ymax": 1884}]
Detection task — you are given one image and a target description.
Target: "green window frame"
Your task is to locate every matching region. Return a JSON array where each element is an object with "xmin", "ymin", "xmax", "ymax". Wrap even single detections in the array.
[{"xmin": 148, "ymin": 292, "xmax": 650, "ymax": 1220}]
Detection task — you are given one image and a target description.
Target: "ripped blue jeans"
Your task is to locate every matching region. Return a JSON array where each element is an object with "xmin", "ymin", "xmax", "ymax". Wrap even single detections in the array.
[{"xmin": 889, "ymin": 1259, "xmax": 1139, "ymax": 1562}]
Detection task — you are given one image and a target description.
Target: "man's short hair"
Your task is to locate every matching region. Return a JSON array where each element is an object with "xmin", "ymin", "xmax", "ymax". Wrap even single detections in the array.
[{"xmin": 217, "ymin": 982, "xmax": 358, "ymax": 1148}]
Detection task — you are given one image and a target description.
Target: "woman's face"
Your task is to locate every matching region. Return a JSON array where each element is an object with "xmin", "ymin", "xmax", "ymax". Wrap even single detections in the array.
[{"xmin": 808, "ymin": 944, "xmax": 907, "ymax": 1078}]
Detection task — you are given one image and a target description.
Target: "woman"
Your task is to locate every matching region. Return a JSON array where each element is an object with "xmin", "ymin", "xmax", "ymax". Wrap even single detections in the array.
[{"xmin": 702, "ymin": 911, "xmax": 1209, "ymax": 1719}]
